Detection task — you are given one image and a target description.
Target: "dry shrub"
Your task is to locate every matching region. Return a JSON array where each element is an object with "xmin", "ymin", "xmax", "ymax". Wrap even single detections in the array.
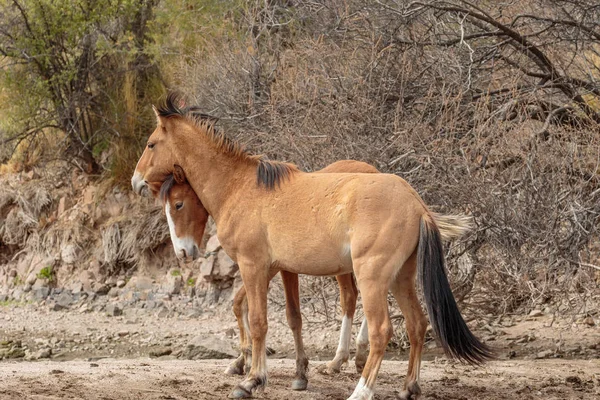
[
  {"xmin": 0, "ymin": 178, "xmax": 52, "ymax": 246},
  {"xmin": 99, "ymin": 200, "xmax": 169, "ymax": 273},
  {"xmin": 171, "ymin": 0, "xmax": 600, "ymax": 317}
]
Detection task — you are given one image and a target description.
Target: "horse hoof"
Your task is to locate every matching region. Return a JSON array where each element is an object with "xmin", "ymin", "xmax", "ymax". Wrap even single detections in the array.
[
  {"xmin": 399, "ymin": 381, "xmax": 422, "ymax": 400},
  {"xmin": 291, "ymin": 378, "xmax": 308, "ymax": 391},
  {"xmin": 229, "ymin": 386, "xmax": 252, "ymax": 399},
  {"xmin": 355, "ymin": 363, "xmax": 365, "ymax": 374}
]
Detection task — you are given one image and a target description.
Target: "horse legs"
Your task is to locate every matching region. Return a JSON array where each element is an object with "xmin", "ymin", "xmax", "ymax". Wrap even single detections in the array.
[
  {"xmin": 354, "ymin": 318, "xmax": 369, "ymax": 373},
  {"xmin": 347, "ymin": 260, "xmax": 395, "ymax": 400},
  {"xmin": 225, "ymin": 285, "xmax": 249, "ymax": 375},
  {"xmin": 324, "ymin": 273, "xmax": 358, "ymax": 374},
  {"xmin": 230, "ymin": 261, "xmax": 270, "ymax": 399},
  {"xmin": 389, "ymin": 251, "xmax": 426, "ymax": 400},
  {"xmin": 280, "ymin": 271, "xmax": 309, "ymax": 390}
]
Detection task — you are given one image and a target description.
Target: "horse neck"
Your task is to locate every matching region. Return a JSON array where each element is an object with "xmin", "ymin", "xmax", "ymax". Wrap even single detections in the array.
[{"xmin": 173, "ymin": 134, "xmax": 255, "ymax": 221}]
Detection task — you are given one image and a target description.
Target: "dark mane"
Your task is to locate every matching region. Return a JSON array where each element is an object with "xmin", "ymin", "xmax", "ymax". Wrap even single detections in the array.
[
  {"xmin": 157, "ymin": 92, "xmax": 299, "ymax": 191},
  {"xmin": 157, "ymin": 92, "xmax": 219, "ymax": 125},
  {"xmin": 159, "ymin": 174, "xmax": 175, "ymax": 204},
  {"xmin": 257, "ymin": 158, "xmax": 298, "ymax": 189}
]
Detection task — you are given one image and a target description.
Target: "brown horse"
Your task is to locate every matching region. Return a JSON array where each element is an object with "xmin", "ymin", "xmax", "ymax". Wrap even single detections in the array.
[
  {"xmin": 154, "ymin": 161, "xmax": 373, "ymax": 391},
  {"xmin": 132, "ymin": 94, "xmax": 493, "ymax": 400},
  {"xmin": 155, "ymin": 160, "xmax": 474, "ymax": 391}
]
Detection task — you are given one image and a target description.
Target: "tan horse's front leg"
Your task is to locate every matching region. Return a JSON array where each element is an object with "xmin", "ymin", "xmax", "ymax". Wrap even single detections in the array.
[
  {"xmin": 323, "ymin": 273, "xmax": 358, "ymax": 374},
  {"xmin": 230, "ymin": 261, "xmax": 270, "ymax": 399},
  {"xmin": 280, "ymin": 271, "xmax": 309, "ymax": 390},
  {"xmin": 225, "ymin": 285, "xmax": 250, "ymax": 376}
]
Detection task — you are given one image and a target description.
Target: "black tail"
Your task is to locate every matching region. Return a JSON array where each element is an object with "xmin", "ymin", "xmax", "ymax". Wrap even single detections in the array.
[{"xmin": 418, "ymin": 215, "xmax": 495, "ymax": 364}]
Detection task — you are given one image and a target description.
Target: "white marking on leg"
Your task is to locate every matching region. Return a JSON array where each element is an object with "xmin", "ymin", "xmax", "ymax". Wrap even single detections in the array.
[
  {"xmin": 165, "ymin": 202, "xmax": 196, "ymax": 259},
  {"xmin": 347, "ymin": 377, "xmax": 374, "ymax": 400},
  {"xmin": 335, "ymin": 315, "xmax": 352, "ymax": 361},
  {"xmin": 356, "ymin": 318, "xmax": 369, "ymax": 348}
]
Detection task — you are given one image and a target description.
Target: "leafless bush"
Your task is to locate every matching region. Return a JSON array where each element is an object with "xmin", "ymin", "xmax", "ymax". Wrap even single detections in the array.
[{"xmin": 172, "ymin": 0, "xmax": 600, "ymax": 316}]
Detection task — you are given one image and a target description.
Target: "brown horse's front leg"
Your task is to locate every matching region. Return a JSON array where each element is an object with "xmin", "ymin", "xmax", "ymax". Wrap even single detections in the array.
[
  {"xmin": 280, "ymin": 271, "xmax": 309, "ymax": 390},
  {"xmin": 229, "ymin": 261, "xmax": 270, "ymax": 399},
  {"xmin": 225, "ymin": 285, "xmax": 249, "ymax": 376}
]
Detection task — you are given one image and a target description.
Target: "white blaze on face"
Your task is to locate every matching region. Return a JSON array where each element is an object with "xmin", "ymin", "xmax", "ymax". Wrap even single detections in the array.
[{"xmin": 165, "ymin": 202, "xmax": 196, "ymax": 259}]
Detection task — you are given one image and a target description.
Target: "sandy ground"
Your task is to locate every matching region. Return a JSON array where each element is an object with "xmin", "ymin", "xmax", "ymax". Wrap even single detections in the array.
[
  {"xmin": 0, "ymin": 358, "xmax": 599, "ymax": 400},
  {"xmin": 1, "ymin": 302, "xmax": 599, "ymax": 399}
]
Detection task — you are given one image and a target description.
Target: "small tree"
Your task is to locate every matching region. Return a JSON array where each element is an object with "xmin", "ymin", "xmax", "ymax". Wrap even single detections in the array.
[{"xmin": 0, "ymin": 0, "xmax": 161, "ymax": 174}]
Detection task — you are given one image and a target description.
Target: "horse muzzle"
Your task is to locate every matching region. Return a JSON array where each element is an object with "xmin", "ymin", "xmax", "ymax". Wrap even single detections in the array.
[{"xmin": 131, "ymin": 172, "xmax": 149, "ymax": 196}]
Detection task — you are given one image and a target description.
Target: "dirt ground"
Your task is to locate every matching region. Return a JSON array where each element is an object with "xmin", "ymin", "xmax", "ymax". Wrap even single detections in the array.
[
  {"xmin": 1, "ymin": 303, "xmax": 599, "ymax": 399},
  {"xmin": 0, "ymin": 358, "xmax": 598, "ymax": 400}
]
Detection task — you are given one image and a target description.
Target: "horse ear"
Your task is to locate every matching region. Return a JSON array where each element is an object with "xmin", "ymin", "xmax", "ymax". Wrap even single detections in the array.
[
  {"xmin": 173, "ymin": 164, "xmax": 186, "ymax": 184},
  {"xmin": 152, "ymin": 105, "xmax": 165, "ymax": 127}
]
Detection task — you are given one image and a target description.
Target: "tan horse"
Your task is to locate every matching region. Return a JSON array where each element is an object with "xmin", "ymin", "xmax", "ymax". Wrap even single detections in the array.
[
  {"xmin": 155, "ymin": 160, "xmax": 474, "ymax": 390},
  {"xmin": 132, "ymin": 94, "xmax": 493, "ymax": 400}
]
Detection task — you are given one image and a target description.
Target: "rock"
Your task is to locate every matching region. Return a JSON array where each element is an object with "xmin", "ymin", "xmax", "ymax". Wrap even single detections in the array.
[
  {"xmin": 24, "ymin": 348, "xmax": 52, "ymax": 361},
  {"xmin": 217, "ymin": 249, "xmax": 238, "ymax": 277},
  {"xmin": 25, "ymin": 272, "xmax": 37, "ymax": 286},
  {"xmin": 105, "ymin": 303, "xmax": 123, "ymax": 317},
  {"xmin": 156, "ymin": 307, "xmax": 170, "ymax": 318},
  {"xmin": 529, "ymin": 310, "xmax": 543, "ymax": 317},
  {"xmin": 126, "ymin": 276, "xmax": 154, "ymax": 291},
  {"xmin": 70, "ymin": 281, "xmax": 83, "ymax": 294},
  {"xmin": 93, "ymin": 282, "xmax": 110, "ymax": 295},
  {"xmin": 33, "ymin": 287, "xmax": 50, "ymax": 301},
  {"xmin": 61, "ymin": 244, "xmax": 78, "ymax": 264},
  {"xmin": 78, "ymin": 270, "xmax": 95, "ymax": 291},
  {"xmin": 582, "ymin": 316, "xmax": 595, "ymax": 326},
  {"xmin": 117, "ymin": 330, "xmax": 129, "ymax": 337},
  {"xmin": 32, "ymin": 278, "xmax": 49, "ymax": 289},
  {"xmin": 116, "ymin": 280, "xmax": 126, "ymax": 288},
  {"xmin": 50, "ymin": 302, "xmax": 67, "ymax": 312},
  {"xmin": 55, "ymin": 291, "xmax": 74, "ymax": 309},
  {"xmin": 565, "ymin": 376, "xmax": 582, "ymax": 385},
  {"xmin": 166, "ymin": 274, "xmax": 182, "ymax": 295},
  {"xmin": 536, "ymin": 350, "xmax": 553, "ymax": 359},
  {"xmin": 225, "ymin": 328, "xmax": 236, "ymax": 338},
  {"xmin": 199, "ymin": 256, "xmax": 215, "ymax": 281},
  {"xmin": 0, "ymin": 294, "xmax": 7, "ymax": 302},
  {"xmin": 82, "ymin": 186, "xmax": 97, "ymax": 205},
  {"xmin": 107, "ymin": 287, "xmax": 120, "ymax": 298},
  {"xmin": 180, "ymin": 335, "xmax": 237, "ymax": 360},
  {"xmin": 57, "ymin": 196, "xmax": 71, "ymax": 216},
  {"xmin": 149, "ymin": 348, "xmax": 172, "ymax": 358},
  {"xmin": 0, "ymin": 347, "xmax": 25, "ymax": 359},
  {"xmin": 206, "ymin": 235, "xmax": 221, "ymax": 253},
  {"xmin": 185, "ymin": 309, "xmax": 202, "ymax": 318}
]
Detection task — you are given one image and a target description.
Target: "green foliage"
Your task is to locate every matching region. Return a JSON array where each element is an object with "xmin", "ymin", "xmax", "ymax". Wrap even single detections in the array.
[
  {"xmin": 171, "ymin": 269, "xmax": 181, "ymax": 277},
  {"xmin": 0, "ymin": 0, "xmax": 163, "ymax": 174},
  {"xmin": 36, "ymin": 266, "xmax": 54, "ymax": 281},
  {"xmin": 186, "ymin": 277, "xmax": 196, "ymax": 287}
]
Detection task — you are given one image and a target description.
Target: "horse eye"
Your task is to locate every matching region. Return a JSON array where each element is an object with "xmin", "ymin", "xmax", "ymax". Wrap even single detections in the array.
[
  {"xmin": 175, "ymin": 202, "xmax": 183, "ymax": 210},
  {"xmin": 147, "ymin": 142, "xmax": 155, "ymax": 149}
]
